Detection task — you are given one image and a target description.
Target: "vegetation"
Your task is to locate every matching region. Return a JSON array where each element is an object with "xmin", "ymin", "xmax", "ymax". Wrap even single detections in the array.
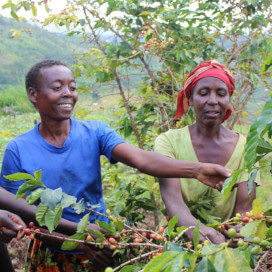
[{"xmin": 1, "ymin": 0, "xmax": 272, "ymax": 271}]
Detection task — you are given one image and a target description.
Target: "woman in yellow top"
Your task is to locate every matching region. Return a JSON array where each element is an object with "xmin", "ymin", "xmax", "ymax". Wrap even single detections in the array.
[{"xmin": 155, "ymin": 60, "xmax": 258, "ymax": 244}]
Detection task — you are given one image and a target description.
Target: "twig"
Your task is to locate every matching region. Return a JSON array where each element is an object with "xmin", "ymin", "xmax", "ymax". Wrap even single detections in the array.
[
  {"xmin": 113, "ymin": 250, "xmax": 157, "ymax": 271},
  {"xmin": 254, "ymin": 250, "xmax": 269, "ymax": 272}
]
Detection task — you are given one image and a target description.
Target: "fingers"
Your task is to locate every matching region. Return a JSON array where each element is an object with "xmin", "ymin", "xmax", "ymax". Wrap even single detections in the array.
[
  {"xmin": 2, "ymin": 215, "xmax": 24, "ymax": 232},
  {"xmin": 8, "ymin": 213, "xmax": 26, "ymax": 230},
  {"xmin": 0, "ymin": 227, "xmax": 17, "ymax": 243}
]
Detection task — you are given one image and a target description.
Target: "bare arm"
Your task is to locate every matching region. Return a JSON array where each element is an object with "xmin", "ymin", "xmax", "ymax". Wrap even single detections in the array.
[
  {"xmin": 112, "ymin": 143, "xmax": 231, "ymax": 190},
  {"xmin": 233, "ymin": 181, "xmax": 256, "ymax": 216},
  {"xmin": 159, "ymin": 177, "xmax": 225, "ymax": 244}
]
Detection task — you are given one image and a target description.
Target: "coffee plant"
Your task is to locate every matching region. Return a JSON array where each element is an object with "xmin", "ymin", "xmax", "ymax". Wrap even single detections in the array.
[{"xmin": 4, "ymin": 170, "xmax": 272, "ymax": 272}]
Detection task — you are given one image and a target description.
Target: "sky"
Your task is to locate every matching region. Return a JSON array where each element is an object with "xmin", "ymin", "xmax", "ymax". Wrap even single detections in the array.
[{"xmin": 0, "ymin": 0, "xmax": 69, "ymax": 32}]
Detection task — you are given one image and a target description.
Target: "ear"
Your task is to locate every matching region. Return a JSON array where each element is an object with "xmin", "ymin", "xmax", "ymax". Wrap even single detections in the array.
[{"xmin": 27, "ymin": 87, "xmax": 38, "ymax": 104}]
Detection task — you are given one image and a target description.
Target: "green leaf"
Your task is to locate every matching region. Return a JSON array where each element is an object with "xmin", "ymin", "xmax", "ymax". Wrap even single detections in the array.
[
  {"xmin": 221, "ymin": 248, "xmax": 252, "ymax": 272},
  {"xmin": 34, "ymin": 170, "xmax": 44, "ymax": 186},
  {"xmin": 25, "ymin": 188, "xmax": 44, "ymax": 205},
  {"xmin": 244, "ymin": 121, "xmax": 258, "ymax": 172},
  {"xmin": 77, "ymin": 213, "xmax": 90, "ymax": 233},
  {"xmin": 61, "ymin": 193, "xmax": 77, "ymax": 209},
  {"xmin": 256, "ymin": 138, "xmax": 272, "ymax": 154},
  {"xmin": 15, "ymin": 182, "xmax": 37, "ymax": 200},
  {"xmin": 41, "ymin": 188, "xmax": 62, "ymax": 210},
  {"xmin": 247, "ymin": 169, "xmax": 258, "ymax": 195},
  {"xmin": 113, "ymin": 219, "xmax": 124, "ymax": 233},
  {"xmin": 44, "ymin": 204, "xmax": 63, "ymax": 232},
  {"xmin": 193, "ymin": 220, "xmax": 200, "ymax": 249},
  {"xmin": 143, "ymin": 251, "xmax": 180, "ymax": 272},
  {"xmin": 240, "ymin": 219, "xmax": 267, "ymax": 238},
  {"xmin": 31, "ymin": 3, "xmax": 37, "ymax": 16},
  {"xmin": 96, "ymin": 220, "xmax": 116, "ymax": 234},
  {"xmin": 164, "ymin": 252, "xmax": 188, "ymax": 272},
  {"xmin": 167, "ymin": 215, "xmax": 179, "ymax": 239},
  {"xmin": 221, "ymin": 169, "xmax": 243, "ymax": 199},
  {"xmin": 71, "ymin": 198, "xmax": 85, "ymax": 214},
  {"xmin": 4, "ymin": 172, "xmax": 35, "ymax": 181},
  {"xmin": 119, "ymin": 265, "xmax": 138, "ymax": 272},
  {"xmin": 261, "ymin": 53, "xmax": 272, "ymax": 73},
  {"xmin": 252, "ymin": 199, "xmax": 262, "ymax": 216},
  {"xmin": 194, "ymin": 257, "xmax": 216, "ymax": 272},
  {"xmin": 61, "ymin": 232, "xmax": 86, "ymax": 251},
  {"xmin": 257, "ymin": 97, "xmax": 272, "ymax": 135},
  {"xmin": 36, "ymin": 203, "xmax": 49, "ymax": 226}
]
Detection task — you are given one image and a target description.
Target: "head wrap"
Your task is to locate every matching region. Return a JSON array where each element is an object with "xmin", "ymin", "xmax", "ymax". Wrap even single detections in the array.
[{"xmin": 174, "ymin": 60, "xmax": 235, "ymax": 122}]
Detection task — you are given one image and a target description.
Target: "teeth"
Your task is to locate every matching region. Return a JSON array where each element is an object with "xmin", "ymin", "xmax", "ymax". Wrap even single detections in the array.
[{"xmin": 59, "ymin": 104, "xmax": 72, "ymax": 108}]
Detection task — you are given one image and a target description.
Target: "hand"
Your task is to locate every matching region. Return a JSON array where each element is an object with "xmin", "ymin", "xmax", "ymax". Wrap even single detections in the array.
[
  {"xmin": 78, "ymin": 243, "xmax": 113, "ymax": 268},
  {"xmin": 196, "ymin": 163, "xmax": 232, "ymax": 191},
  {"xmin": 0, "ymin": 209, "xmax": 26, "ymax": 243},
  {"xmin": 186, "ymin": 224, "xmax": 226, "ymax": 244}
]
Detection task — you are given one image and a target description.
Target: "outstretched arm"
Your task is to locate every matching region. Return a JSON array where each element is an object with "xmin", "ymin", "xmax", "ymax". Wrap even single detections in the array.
[
  {"xmin": 112, "ymin": 143, "xmax": 231, "ymax": 190},
  {"xmin": 159, "ymin": 177, "xmax": 225, "ymax": 244}
]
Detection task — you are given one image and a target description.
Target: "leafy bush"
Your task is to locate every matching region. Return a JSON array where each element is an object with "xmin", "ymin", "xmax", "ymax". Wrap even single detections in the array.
[{"xmin": 0, "ymin": 86, "xmax": 35, "ymax": 114}]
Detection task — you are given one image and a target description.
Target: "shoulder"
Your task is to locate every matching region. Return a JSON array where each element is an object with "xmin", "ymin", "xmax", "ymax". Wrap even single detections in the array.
[
  {"xmin": 5, "ymin": 127, "xmax": 36, "ymax": 150},
  {"xmin": 73, "ymin": 118, "xmax": 111, "ymax": 132},
  {"xmin": 156, "ymin": 126, "xmax": 189, "ymax": 142}
]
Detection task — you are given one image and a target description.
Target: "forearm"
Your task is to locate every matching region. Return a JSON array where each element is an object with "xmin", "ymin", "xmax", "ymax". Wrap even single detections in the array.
[{"xmin": 233, "ymin": 182, "xmax": 256, "ymax": 216}]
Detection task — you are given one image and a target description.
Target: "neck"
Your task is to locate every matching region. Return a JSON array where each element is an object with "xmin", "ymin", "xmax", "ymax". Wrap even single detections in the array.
[
  {"xmin": 38, "ymin": 118, "xmax": 71, "ymax": 147},
  {"xmin": 190, "ymin": 121, "xmax": 223, "ymax": 139}
]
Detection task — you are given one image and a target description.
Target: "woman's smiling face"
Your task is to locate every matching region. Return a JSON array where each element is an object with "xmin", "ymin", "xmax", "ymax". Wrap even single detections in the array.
[
  {"xmin": 190, "ymin": 77, "xmax": 230, "ymax": 126},
  {"xmin": 34, "ymin": 65, "xmax": 78, "ymax": 121}
]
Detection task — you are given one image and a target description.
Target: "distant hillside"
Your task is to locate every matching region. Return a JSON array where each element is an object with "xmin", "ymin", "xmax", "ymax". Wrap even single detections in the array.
[{"xmin": 0, "ymin": 15, "xmax": 86, "ymax": 86}]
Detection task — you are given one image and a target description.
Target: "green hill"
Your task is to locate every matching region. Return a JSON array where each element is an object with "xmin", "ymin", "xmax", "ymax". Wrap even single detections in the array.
[{"xmin": 0, "ymin": 15, "xmax": 86, "ymax": 87}]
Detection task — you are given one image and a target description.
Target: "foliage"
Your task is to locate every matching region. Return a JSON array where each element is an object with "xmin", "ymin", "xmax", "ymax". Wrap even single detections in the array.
[
  {"xmin": 0, "ymin": 85, "xmax": 35, "ymax": 114},
  {"xmin": 222, "ymin": 55, "xmax": 272, "ymax": 197},
  {"xmin": 4, "ymin": 171, "xmax": 272, "ymax": 271}
]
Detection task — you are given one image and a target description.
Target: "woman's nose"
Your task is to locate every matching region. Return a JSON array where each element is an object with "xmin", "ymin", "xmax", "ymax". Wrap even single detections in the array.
[
  {"xmin": 207, "ymin": 92, "xmax": 218, "ymax": 104},
  {"xmin": 62, "ymin": 86, "xmax": 72, "ymax": 96}
]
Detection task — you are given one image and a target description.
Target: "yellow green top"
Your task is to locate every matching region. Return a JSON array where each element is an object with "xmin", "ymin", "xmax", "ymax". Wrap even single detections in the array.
[{"xmin": 154, "ymin": 126, "xmax": 258, "ymax": 222}]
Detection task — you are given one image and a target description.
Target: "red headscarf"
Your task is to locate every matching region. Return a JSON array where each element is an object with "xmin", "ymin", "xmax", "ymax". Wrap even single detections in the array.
[{"xmin": 174, "ymin": 60, "xmax": 235, "ymax": 122}]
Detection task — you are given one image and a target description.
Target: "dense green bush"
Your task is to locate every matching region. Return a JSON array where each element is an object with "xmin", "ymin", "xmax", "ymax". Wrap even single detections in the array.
[{"xmin": 0, "ymin": 86, "xmax": 35, "ymax": 114}]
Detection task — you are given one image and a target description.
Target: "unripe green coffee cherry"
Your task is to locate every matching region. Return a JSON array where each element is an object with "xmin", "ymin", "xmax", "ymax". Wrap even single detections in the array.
[{"xmin": 228, "ymin": 228, "xmax": 236, "ymax": 238}]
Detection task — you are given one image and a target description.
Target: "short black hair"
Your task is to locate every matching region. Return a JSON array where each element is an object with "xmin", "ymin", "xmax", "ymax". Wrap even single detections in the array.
[{"xmin": 25, "ymin": 60, "xmax": 67, "ymax": 91}]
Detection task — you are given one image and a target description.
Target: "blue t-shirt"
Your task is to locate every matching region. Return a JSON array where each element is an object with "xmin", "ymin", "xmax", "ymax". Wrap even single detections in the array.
[{"xmin": 0, "ymin": 117, "xmax": 125, "ymax": 224}]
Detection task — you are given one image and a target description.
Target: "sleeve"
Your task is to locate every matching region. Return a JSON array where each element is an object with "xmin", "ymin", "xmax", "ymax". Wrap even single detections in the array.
[
  {"xmin": 0, "ymin": 142, "xmax": 24, "ymax": 194},
  {"xmin": 97, "ymin": 122, "xmax": 126, "ymax": 164},
  {"xmin": 154, "ymin": 133, "xmax": 176, "ymax": 159}
]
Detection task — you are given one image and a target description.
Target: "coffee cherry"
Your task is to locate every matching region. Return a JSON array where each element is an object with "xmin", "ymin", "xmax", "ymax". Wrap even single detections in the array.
[
  {"xmin": 237, "ymin": 239, "xmax": 244, "ymax": 248},
  {"xmin": 158, "ymin": 227, "xmax": 164, "ymax": 234},
  {"xmin": 158, "ymin": 247, "xmax": 163, "ymax": 253},
  {"xmin": 108, "ymin": 237, "xmax": 116, "ymax": 245},
  {"xmin": 242, "ymin": 217, "xmax": 250, "ymax": 223},
  {"xmin": 34, "ymin": 229, "xmax": 41, "ymax": 234},
  {"xmin": 86, "ymin": 235, "xmax": 92, "ymax": 241},
  {"xmin": 156, "ymin": 235, "xmax": 163, "ymax": 241},
  {"xmin": 251, "ymin": 245, "xmax": 261, "ymax": 255},
  {"xmin": 24, "ymin": 228, "xmax": 31, "ymax": 236},
  {"xmin": 28, "ymin": 222, "xmax": 35, "ymax": 229},
  {"xmin": 29, "ymin": 234, "xmax": 34, "ymax": 240},
  {"xmin": 142, "ymin": 232, "xmax": 147, "ymax": 237},
  {"xmin": 253, "ymin": 237, "xmax": 261, "ymax": 244},
  {"xmin": 150, "ymin": 233, "xmax": 157, "ymax": 239},
  {"xmin": 228, "ymin": 228, "xmax": 236, "ymax": 238},
  {"xmin": 105, "ymin": 267, "xmax": 114, "ymax": 272}
]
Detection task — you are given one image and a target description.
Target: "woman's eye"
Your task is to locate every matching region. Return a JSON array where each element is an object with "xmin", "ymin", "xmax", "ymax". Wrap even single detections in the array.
[
  {"xmin": 199, "ymin": 90, "xmax": 208, "ymax": 96},
  {"xmin": 70, "ymin": 86, "xmax": 77, "ymax": 91},
  {"xmin": 218, "ymin": 91, "xmax": 227, "ymax": 96},
  {"xmin": 53, "ymin": 86, "xmax": 61, "ymax": 91}
]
